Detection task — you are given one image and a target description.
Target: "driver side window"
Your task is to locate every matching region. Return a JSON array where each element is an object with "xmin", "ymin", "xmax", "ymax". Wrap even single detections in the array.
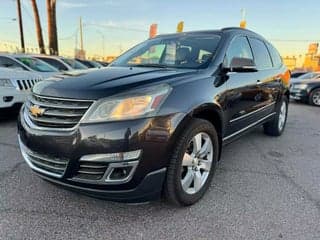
[
  {"xmin": 0, "ymin": 56, "xmax": 24, "ymax": 70},
  {"xmin": 225, "ymin": 36, "xmax": 253, "ymax": 67}
]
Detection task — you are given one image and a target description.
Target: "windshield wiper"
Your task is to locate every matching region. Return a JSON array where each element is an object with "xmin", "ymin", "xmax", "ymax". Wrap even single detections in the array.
[{"xmin": 129, "ymin": 63, "xmax": 168, "ymax": 68}]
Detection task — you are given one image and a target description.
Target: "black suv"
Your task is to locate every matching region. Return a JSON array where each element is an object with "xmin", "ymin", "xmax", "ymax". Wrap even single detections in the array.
[{"xmin": 18, "ymin": 28, "xmax": 290, "ymax": 206}]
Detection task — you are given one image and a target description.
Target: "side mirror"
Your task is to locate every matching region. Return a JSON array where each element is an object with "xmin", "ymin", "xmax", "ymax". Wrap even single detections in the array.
[{"xmin": 228, "ymin": 57, "xmax": 257, "ymax": 72}]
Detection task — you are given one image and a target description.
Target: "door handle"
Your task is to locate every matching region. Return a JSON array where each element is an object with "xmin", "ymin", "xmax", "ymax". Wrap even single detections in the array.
[{"xmin": 257, "ymin": 80, "xmax": 263, "ymax": 85}]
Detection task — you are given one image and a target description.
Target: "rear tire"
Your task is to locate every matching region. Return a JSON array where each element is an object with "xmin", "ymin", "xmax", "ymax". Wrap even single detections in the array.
[
  {"xmin": 263, "ymin": 96, "xmax": 288, "ymax": 136},
  {"xmin": 164, "ymin": 119, "xmax": 219, "ymax": 206},
  {"xmin": 309, "ymin": 88, "xmax": 320, "ymax": 106}
]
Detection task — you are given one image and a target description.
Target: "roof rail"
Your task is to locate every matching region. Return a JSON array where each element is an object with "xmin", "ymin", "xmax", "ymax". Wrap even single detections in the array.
[{"xmin": 221, "ymin": 27, "xmax": 252, "ymax": 32}]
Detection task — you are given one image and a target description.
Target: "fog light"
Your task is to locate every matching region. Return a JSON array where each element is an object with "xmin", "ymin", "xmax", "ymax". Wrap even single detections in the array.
[
  {"xmin": 80, "ymin": 149, "xmax": 141, "ymax": 162},
  {"xmin": 3, "ymin": 96, "xmax": 13, "ymax": 102},
  {"xmin": 109, "ymin": 166, "xmax": 133, "ymax": 180}
]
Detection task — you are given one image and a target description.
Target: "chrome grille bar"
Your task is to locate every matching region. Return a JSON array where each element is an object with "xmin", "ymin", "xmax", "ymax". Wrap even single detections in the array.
[
  {"xmin": 15, "ymin": 78, "xmax": 41, "ymax": 91},
  {"xmin": 19, "ymin": 137, "xmax": 69, "ymax": 178},
  {"xmin": 24, "ymin": 93, "xmax": 94, "ymax": 130}
]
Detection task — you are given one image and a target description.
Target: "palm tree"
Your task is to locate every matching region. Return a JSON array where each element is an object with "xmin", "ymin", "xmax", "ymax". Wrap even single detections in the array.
[
  {"xmin": 30, "ymin": 0, "xmax": 45, "ymax": 54},
  {"xmin": 46, "ymin": 0, "xmax": 58, "ymax": 55}
]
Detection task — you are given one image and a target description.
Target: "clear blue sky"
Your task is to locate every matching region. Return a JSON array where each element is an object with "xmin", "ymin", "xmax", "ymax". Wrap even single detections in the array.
[{"xmin": 0, "ymin": 0, "xmax": 319, "ymax": 58}]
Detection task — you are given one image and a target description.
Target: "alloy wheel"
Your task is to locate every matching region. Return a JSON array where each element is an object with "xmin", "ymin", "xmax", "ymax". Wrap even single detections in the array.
[
  {"xmin": 278, "ymin": 101, "xmax": 287, "ymax": 131},
  {"xmin": 312, "ymin": 91, "xmax": 320, "ymax": 106},
  {"xmin": 180, "ymin": 132, "xmax": 213, "ymax": 194}
]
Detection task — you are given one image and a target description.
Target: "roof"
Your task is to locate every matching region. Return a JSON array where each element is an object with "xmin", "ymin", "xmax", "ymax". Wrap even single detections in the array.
[
  {"xmin": 154, "ymin": 27, "xmax": 263, "ymax": 40},
  {"xmin": 0, "ymin": 53, "xmax": 35, "ymax": 58}
]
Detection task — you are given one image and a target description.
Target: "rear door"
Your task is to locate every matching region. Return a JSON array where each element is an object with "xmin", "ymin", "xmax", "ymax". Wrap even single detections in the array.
[
  {"xmin": 223, "ymin": 36, "xmax": 264, "ymax": 137},
  {"xmin": 248, "ymin": 38, "xmax": 281, "ymax": 118}
]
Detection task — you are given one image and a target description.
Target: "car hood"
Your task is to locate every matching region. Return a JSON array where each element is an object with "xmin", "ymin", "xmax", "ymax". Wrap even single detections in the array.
[
  {"xmin": 33, "ymin": 66, "xmax": 198, "ymax": 99},
  {"xmin": 291, "ymin": 79, "xmax": 320, "ymax": 85},
  {"xmin": 291, "ymin": 77, "xmax": 320, "ymax": 83}
]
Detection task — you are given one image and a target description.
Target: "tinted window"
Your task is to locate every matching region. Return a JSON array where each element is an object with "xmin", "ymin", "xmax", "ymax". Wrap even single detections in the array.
[
  {"xmin": 0, "ymin": 56, "xmax": 25, "ymax": 70},
  {"xmin": 225, "ymin": 36, "xmax": 253, "ymax": 67},
  {"xmin": 111, "ymin": 34, "xmax": 221, "ymax": 69},
  {"xmin": 16, "ymin": 57, "xmax": 58, "ymax": 72},
  {"xmin": 38, "ymin": 57, "xmax": 68, "ymax": 71},
  {"xmin": 61, "ymin": 58, "xmax": 88, "ymax": 69},
  {"xmin": 249, "ymin": 38, "xmax": 273, "ymax": 70},
  {"xmin": 266, "ymin": 43, "xmax": 282, "ymax": 68}
]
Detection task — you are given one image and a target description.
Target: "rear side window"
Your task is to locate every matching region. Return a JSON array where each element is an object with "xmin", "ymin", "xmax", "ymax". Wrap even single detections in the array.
[
  {"xmin": 266, "ymin": 43, "xmax": 282, "ymax": 68},
  {"xmin": 225, "ymin": 36, "xmax": 253, "ymax": 67},
  {"xmin": 249, "ymin": 38, "xmax": 273, "ymax": 70}
]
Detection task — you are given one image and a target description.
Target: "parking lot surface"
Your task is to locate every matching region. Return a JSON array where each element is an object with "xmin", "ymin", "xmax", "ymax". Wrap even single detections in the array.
[{"xmin": 0, "ymin": 102, "xmax": 319, "ymax": 240}]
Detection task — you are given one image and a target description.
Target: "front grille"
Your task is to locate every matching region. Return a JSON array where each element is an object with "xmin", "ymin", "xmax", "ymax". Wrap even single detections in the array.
[
  {"xmin": 25, "ymin": 94, "xmax": 93, "ymax": 130},
  {"xmin": 16, "ymin": 78, "xmax": 42, "ymax": 91},
  {"xmin": 75, "ymin": 161, "xmax": 109, "ymax": 181},
  {"xmin": 19, "ymin": 138, "xmax": 69, "ymax": 178}
]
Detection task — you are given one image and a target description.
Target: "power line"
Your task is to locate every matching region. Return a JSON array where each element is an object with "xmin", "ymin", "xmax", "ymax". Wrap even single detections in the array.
[
  {"xmin": 270, "ymin": 39, "xmax": 320, "ymax": 42},
  {"xmin": 84, "ymin": 23, "xmax": 148, "ymax": 33}
]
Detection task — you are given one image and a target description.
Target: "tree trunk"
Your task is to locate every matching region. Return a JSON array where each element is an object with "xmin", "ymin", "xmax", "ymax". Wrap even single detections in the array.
[
  {"xmin": 51, "ymin": 0, "xmax": 58, "ymax": 55},
  {"xmin": 30, "ymin": 0, "xmax": 45, "ymax": 54},
  {"xmin": 46, "ymin": 0, "xmax": 53, "ymax": 55}
]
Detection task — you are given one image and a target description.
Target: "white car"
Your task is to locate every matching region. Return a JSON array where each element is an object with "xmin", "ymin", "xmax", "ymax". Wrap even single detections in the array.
[
  {"xmin": 0, "ymin": 67, "xmax": 42, "ymax": 109},
  {"xmin": 0, "ymin": 53, "xmax": 59, "ymax": 78}
]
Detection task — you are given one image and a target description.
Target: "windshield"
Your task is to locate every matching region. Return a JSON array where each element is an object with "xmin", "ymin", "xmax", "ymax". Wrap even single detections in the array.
[
  {"xmin": 16, "ymin": 57, "xmax": 58, "ymax": 72},
  {"xmin": 61, "ymin": 58, "xmax": 88, "ymax": 69},
  {"xmin": 299, "ymin": 72, "xmax": 320, "ymax": 79},
  {"xmin": 111, "ymin": 34, "xmax": 221, "ymax": 69}
]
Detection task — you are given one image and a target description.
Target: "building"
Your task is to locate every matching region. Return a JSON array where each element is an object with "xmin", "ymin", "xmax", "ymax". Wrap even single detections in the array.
[
  {"xmin": 303, "ymin": 43, "xmax": 320, "ymax": 71},
  {"xmin": 282, "ymin": 56, "xmax": 297, "ymax": 70}
]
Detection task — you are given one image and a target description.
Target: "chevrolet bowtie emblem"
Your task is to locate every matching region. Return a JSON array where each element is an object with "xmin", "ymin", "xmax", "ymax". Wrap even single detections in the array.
[{"xmin": 29, "ymin": 105, "xmax": 45, "ymax": 117}]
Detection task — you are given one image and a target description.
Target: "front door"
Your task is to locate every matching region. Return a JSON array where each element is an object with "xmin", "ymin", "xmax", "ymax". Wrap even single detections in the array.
[{"xmin": 222, "ymin": 36, "xmax": 264, "ymax": 137}]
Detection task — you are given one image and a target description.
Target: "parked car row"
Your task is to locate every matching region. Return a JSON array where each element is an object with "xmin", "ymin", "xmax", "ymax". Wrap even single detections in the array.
[
  {"xmin": 0, "ymin": 53, "xmax": 109, "ymax": 109},
  {"xmin": 290, "ymin": 70, "xmax": 320, "ymax": 106},
  {"xmin": 0, "ymin": 53, "xmax": 108, "ymax": 77}
]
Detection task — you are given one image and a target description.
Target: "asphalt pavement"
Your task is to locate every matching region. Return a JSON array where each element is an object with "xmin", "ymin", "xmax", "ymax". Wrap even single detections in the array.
[{"xmin": 0, "ymin": 102, "xmax": 319, "ymax": 240}]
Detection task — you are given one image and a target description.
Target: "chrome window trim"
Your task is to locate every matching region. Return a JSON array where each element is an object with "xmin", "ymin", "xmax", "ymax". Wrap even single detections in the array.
[
  {"xmin": 223, "ymin": 112, "xmax": 276, "ymax": 141},
  {"xmin": 229, "ymin": 102, "xmax": 276, "ymax": 123}
]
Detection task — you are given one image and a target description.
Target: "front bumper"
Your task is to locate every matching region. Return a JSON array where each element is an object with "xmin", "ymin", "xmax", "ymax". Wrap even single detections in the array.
[
  {"xmin": 0, "ymin": 88, "xmax": 29, "ymax": 108},
  {"xmin": 18, "ymin": 106, "xmax": 186, "ymax": 202},
  {"xmin": 290, "ymin": 88, "xmax": 308, "ymax": 101}
]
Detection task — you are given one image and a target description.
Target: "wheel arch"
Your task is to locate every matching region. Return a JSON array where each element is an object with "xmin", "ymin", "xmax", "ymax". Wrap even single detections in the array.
[{"xmin": 167, "ymin": 103, "xmax": 224, "ymax": 162}]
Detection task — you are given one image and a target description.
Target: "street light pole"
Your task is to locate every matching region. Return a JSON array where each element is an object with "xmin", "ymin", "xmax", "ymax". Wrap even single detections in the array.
[{"xmin": 16, "ymin": 0, "xmax": 25, "ymax": 53}]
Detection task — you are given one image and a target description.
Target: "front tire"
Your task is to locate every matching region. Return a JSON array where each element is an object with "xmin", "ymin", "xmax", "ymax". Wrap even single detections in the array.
[
  {"xmin": 263, "ymin": 96, "xmax": 288, "ymax": 136},
  {"xmin": 309, "ymin": 88, "xmax": 320, "ymax": 106},
  {"xmin": 164, "ymin": 119, "xmax": 219, "ymax": 206}
]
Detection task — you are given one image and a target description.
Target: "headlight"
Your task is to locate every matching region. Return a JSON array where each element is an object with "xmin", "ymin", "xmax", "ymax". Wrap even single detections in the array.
[
  {"xmin": 82, "ymin": 84, "xmax": 172, "ymax": 123},
  {"xmin": 294, "ymin": 83, "xmax": 308, "ymax": 89},
  {"xmin": 0, "ymin": 79, "xmax": 14, "ymax": 88}
]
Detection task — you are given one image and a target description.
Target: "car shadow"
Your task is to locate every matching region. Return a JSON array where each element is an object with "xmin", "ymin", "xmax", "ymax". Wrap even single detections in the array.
[{"xmin": 0, "ymin": 104, "xmax": 21, "ymax": 123}]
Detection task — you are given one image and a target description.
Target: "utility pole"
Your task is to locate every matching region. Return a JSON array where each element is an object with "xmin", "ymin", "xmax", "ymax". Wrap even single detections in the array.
[
  {"xmin": 16, "ymin": 0, "xmax": 25, "ymax": 53},
  {"xmin": 76, "ymin": 17, "xmax": 86, "ymax": 59},
  {"xmin": 79, "ymin": 17, "xmax": 84, "ymax": 51}
]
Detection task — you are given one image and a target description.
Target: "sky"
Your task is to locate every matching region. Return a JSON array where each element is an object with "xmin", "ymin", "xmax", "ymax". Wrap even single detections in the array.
[{"xmin": 0, "ymin": 0, "xmax": 319, "ymax": 59}]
